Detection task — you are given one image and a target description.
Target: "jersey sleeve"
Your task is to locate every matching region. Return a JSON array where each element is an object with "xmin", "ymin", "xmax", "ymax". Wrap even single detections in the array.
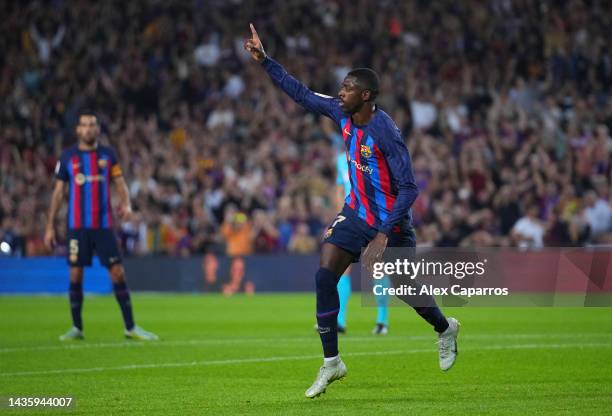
[
  {"xmin": 54, "ymin": 154, "xmax": 70, "ymax": 182},
  {"xmin": 261, "ymin": 57, "xmax": 344, "ymax": 123},
  {"xmin": 108, "ymin": 148, "xmax": 123, "ymax": 178},
  {"xmin": 377, "ymin": 126, "xmax": 420, "ymax": 235}
]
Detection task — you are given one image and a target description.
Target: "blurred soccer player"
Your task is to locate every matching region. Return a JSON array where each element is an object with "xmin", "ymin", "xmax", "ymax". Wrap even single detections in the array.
[
  {"xmin": 44, "ymin": 111, "xmax": 158, "ymax": 341},
  {"xmin": 245, "ymin": 24, "xmax": 459, "ymax": 398}
]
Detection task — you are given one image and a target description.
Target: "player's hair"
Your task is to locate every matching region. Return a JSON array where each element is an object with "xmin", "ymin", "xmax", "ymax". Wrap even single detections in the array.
[
  {"xmin": 347, "ymin": 68, "xmax": 380, "ymax": 101},
  {"xmin": 77, "ymin": 109, "xmax": 98, "ymax": 123}
]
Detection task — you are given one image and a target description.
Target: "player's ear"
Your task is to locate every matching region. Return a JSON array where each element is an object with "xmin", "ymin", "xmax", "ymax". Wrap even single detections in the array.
[{"xmin": 362, "ymin": 89, "xmax": 372, "ymax": 102}]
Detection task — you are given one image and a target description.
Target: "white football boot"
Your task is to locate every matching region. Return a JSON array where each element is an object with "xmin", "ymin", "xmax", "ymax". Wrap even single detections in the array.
[
  {"xmin": 438, "ymin": 317, "xmax": 460, "ymax": 371},
  {"xmin": 125, "ymin": 325, "xmax": 159, "ymax": 341},
  {"xmin": 59, "ymin": 326, "xmax": 84, "ymax": 341},
  {"xmin": 305, "ymin": 356, "xmax": 347, "ymax": 398}
]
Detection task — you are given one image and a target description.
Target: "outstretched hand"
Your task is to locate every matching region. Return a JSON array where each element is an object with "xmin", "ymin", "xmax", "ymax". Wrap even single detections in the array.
[
  {"xmin": 44, "ymin": 226, "xmax": 56, "ymax": 251},
  {"xmin": 117, "ymin": 203, "xmax": 133, "ymax": 221},
  {"xmin": 362, "ymin": 232, "xmax": 388, "ymax": 278},
  {"xmin": 244, "ymin": 23, "xmax": 266, "ymax": 63}
]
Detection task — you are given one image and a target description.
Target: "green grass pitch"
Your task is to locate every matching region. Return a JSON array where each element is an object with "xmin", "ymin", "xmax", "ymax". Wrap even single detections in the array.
[{"xmin": 1, "ymin": 294, "xmax": 611, "ymax": 415}]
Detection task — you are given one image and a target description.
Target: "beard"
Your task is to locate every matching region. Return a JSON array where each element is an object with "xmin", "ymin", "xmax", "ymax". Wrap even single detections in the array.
[{"xmin": 79, "ymin": 135, "xmax": 98, "ymax": 146}]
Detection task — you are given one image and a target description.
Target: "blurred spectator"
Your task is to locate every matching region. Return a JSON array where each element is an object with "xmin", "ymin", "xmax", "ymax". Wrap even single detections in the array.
[
  {"xmin": 251, "ymin": 210, "xmax": 280, "ymax": 253},
  {"xmin": 512, "ymin": 205, "xmax": 546, "ymax": 249},
  {"xmin": 288, "ymin": 222, "xmax": 317, "ymax": 254},
  {"xmin": 583, "ymin": 190, "xmax": 612, "ymax": 241},
  {"xmin": 544, "ymin": 208, "xmax": 573, "ymax": 246},
  {"xmin": 29, "ymin": 21, "xmax": 65, "ymax": 63},
  {"xmin": 220, "ymin": 210, "xmax": 253, "ymax": 257}
]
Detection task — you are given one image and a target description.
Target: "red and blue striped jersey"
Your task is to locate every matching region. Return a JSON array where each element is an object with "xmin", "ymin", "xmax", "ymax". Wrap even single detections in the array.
[
  {"xmin": 262, "ymin": 57, "xmax": 419, "ymax": 235},
  {"xmin": 55, "ymin": 145, "xmax": 122, "ymax": 230}
]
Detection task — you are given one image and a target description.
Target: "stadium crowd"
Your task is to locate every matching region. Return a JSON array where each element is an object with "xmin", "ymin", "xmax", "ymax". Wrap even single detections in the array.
[{"xmin": 1, "ymin": 0, "xmax": 611, "ymax": 258}]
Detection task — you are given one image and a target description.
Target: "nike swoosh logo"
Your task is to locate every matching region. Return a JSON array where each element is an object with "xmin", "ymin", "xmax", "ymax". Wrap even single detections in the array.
[{"xmin": 343, "ymin": 128, "xmax": 351, "ymax": 136}]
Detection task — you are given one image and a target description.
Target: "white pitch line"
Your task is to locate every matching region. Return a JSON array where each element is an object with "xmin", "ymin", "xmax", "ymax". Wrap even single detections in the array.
[
  {"xmin": 1, "ymin": 342, "xmax": 611, "ymax": 377},
  {"xmin": 0, "ymin": 332, "xmax": 611, "ymax": 354},
  {"xmin": 0, "ymin": 336, "xmax": 406, "ymax": 354}
]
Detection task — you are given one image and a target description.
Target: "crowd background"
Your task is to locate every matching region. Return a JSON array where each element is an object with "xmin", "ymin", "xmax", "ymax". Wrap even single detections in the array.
[{"xmin": 1, "ymin": 0, "xmax": 611, "ymax": 259}]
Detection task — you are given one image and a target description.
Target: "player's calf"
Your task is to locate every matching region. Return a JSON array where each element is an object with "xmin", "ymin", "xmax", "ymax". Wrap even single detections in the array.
[
  {"xmin": 315, "ymin": 267, "xmax": 341, "ymax": 357},
  {"xmin": 68, "ymin": 281, "xmax": 84, "ymax": 332}
]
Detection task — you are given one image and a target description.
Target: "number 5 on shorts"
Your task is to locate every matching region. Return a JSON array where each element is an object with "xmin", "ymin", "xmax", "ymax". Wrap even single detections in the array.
[{"xmin": 69, "ymin": 239, "xmax": 79, "ymax": 263}]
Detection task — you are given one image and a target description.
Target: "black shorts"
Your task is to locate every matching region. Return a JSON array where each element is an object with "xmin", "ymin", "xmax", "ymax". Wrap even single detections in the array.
[
  {"xmin": 323, "ymin": 205, "xmax": 416, "ymax": 263},
  {"xmin": 67, "ymin": 229, "xmax": 122, "ymax": 268}
]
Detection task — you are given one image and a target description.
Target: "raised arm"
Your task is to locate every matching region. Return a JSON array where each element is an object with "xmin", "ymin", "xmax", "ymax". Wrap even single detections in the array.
[
  {"xmin": 377, "ymin": 130, "xmax": 420, "ymax": 236},
  {"xmin": 244, "ymin": 23, "xmax": 341, "ymax": 120}
]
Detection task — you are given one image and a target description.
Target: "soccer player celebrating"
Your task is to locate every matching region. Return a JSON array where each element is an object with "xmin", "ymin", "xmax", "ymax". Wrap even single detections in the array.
[
  {"xmin": 44, "ymin": 111, "xmax": 158, "ymax": 342},
  {"xmin": 245, "ymin": 24, "xmax": 459, "ymax": 398}
]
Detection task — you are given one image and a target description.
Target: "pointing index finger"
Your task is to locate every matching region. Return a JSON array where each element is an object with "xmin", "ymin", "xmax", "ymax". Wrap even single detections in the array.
[{"xmin": 250, "ymin": 23, "xmax": 259, "ymax": 40}]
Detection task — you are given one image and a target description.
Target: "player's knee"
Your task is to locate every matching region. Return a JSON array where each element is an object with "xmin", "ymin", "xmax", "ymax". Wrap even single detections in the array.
[
  {"xmin": 319, "ymin": 245, "xmax": 336, "ymax": 270},
  {"xmin": 109, "ymin": 264, "xmax": 125, "ymax": 283},
  {"xmin": 319, "ymin": 257, "xmax": 334, "ymax": 272},
  {"xmin": 319, "ymin": 243, "xmax": 353, "ymax": 276},
  {"xmin": 69, "ymin": 268, "xmax": 84, "ymax": 283}
]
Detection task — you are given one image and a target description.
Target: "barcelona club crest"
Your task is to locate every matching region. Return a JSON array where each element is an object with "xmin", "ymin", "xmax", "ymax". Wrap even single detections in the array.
[
  {"xmin": 75, "ymin": 173, "xmax": 86, "ymax": 186},
  {"xmin": 360, "ymin": 144, "xmax": 372, "ymax": 159}
]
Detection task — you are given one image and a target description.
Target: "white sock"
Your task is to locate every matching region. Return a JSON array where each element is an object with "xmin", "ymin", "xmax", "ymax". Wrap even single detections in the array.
[{"xmin": 323, "ymin": 355, "xmax": 339, "ymax": 365}]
